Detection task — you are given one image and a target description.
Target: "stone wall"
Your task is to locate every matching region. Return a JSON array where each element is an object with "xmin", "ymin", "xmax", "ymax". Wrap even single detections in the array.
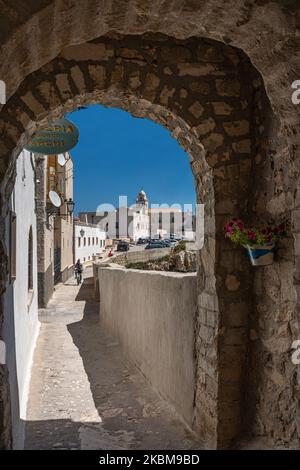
[
  {"xmin": 98, "ymin": 264, "xmax": 197, "ymax": 428},
  {"xmin": 37, "ymin": 267, "xmax": 53, "ymax": 309},
  {"xmin": 241, "ymin": 69, "xmax": 299, "ymax": 447},
  {"xmin": 60, "ymin": 266, "xmax": 74, "ymax": 284},
  {"xmin": 0, "ymin": 32, "xmax": 283, "ymax": 449},
  {"xmin": 111, "ymin": 247, "xmax": 171, "ymax": 265},
  {"xmin": 0, "ymin": 3, "xmax": 299, "ymax": 448},
  {"xmin": 35, "ymin": 155, "xmax": 54, "ymax": 308}
]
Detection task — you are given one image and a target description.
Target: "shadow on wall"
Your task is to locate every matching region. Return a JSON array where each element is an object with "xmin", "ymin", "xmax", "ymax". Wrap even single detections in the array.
[
  {"xmin": 65, "ymin": 279, "xmax": 174, "ymax": 446},
  {"xmin": 3, "ymin": 271, "xmax": 20, "ymax": 449},
  {"xmin": 65, "ymin": 277, "xmax": 200, "ymax": 450}
]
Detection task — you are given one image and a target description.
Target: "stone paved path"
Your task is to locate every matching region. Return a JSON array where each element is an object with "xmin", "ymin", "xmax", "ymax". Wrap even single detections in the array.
[{"xmin": 25, "ymin": 269, "xmax": 202, "ymax": 450}]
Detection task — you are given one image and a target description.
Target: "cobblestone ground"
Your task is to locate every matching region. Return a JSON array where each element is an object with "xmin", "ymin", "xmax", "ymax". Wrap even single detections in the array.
[{"xmin": 25, "ymin": 269, "xmax": 202, "ymax": 450}]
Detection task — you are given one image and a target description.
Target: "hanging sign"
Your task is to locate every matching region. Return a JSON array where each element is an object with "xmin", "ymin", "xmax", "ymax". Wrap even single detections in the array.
[{"xmin": 25, "ymin": 118, "xmax": 79, "ymax": 154}]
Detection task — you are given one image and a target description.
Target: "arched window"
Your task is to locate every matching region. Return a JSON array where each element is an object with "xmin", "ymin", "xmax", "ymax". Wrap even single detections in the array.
[{"xmin": 28, "ymin": 226, "xmax": 33, "ymax": 291}]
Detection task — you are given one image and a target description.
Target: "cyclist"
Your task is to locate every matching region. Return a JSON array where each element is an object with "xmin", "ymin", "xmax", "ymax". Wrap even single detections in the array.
[{"xmin": 74, "ymin": 259, "xmax": 83, "ymax": 285}]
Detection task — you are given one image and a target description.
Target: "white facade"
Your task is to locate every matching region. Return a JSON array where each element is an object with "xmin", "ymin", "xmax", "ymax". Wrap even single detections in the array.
[
  {"xmin": 129, "ymin": 206, "xmax": 150, "ymax": 241},
  {"xmin": 3, "ymin": 150, "xmax": 39, "ymax": 449},
  {"xmin": 79, "ymin": 190, "xmax": 150, "ymax": 242},
  {"xmin": 85, "ymin": 208, "xmax": 150, "ymax": 242},
  {"xmin": 75, "ymin": 223, "xmax": 106, "ymax": 263},
  {"xmin": 149, "ymin": 207, "xmax": 195, "ymax": 240}
]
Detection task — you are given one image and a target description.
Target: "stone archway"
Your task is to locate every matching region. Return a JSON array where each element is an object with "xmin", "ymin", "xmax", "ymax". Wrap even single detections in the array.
[{"xmin": 0, "ymin": 1, "xmax": 299, "ymax": 451}]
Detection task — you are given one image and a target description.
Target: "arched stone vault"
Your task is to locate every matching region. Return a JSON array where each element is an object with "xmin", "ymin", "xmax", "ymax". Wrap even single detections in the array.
[
  {"xmin": 0, "ymin": 0, "xmax": 299, "ymax": 128},
  {"xmin": 0, "ymin": 1, "xmax": 299, "ymax": 451}
]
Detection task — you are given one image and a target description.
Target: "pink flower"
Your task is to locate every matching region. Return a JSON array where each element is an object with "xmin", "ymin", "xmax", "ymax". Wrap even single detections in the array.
[{"xmin": 247, "ymin": 230, "xmax": 256, "ymax": 241}]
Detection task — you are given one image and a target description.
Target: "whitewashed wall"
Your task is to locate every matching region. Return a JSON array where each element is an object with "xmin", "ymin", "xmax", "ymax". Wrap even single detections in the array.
[
  {"xmin": 75, "ymin": 224, "xmax": 106, "ymax": 263},
  {"xmin": 3, "ymin": 150, "xmax": 39, "ymax": 449},
  {"xmin": 98, "ymin": 265, "xmax": 196, "ymax": 427},
  {"xmin": 131, "ymin": 210, "xmax": 149, "ymax": 241}
]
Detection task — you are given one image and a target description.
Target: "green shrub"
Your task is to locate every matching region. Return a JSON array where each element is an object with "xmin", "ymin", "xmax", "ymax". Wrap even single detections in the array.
[
  {"xmin": 125, "ymin": 261, "xmax": 148, "ymax": 270},
  {"xmin": 154, "ymin": 254, "xmax": 170, "ymax": 263},
  {"xmin": 172, "ymin": 240, "xmax": 187, "ymax": 254}
]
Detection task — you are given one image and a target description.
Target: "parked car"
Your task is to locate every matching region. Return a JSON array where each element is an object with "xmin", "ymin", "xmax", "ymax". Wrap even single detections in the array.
[
  {"xmin": 145, "ymin": 240, "xmax": 169, "ymax": 249},
  {"xmin": 117, "ymin": 240, "xmax": 130, "ymax": 251},
  {"xmin": 137, "ymin": 238, "xmax": 147, "ymax": 245},
  {"xmin": 163, "ymin": 239, "xmax": 177, "ymax": 247},
  {"xmin": 170, "ymin": 234, "xmax": 182, "ymax": 241},
  {"xmin": 146, "ymin": 243, "xmax": 161, "ymax": 249}
]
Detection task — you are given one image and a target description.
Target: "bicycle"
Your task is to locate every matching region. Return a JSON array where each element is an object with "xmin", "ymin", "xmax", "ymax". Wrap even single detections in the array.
[{"xmin": 74, "ymin": 268, "xmax": 82, "ymax": 285}]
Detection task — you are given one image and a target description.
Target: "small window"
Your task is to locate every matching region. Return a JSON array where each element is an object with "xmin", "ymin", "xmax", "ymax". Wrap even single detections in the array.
[
  {"xmin": 84, "ymin": 237, "xmax": 86, "ymax": 246},
  {"xmin": 88, "ymin": 237, "xmax": 90, "ymax": 246},
  {"xmin": 28, "ymin": 226, "xmax": 33, "ymax": 291},
  {"xmin": 78, "ymin": 237, "xmax": 81, "ymax": 247}
]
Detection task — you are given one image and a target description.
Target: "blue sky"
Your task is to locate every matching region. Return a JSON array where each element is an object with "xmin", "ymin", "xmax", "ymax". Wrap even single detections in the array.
[{"xmin": 67, "ymin": 105, "xmax": 196, "ymax": 214}]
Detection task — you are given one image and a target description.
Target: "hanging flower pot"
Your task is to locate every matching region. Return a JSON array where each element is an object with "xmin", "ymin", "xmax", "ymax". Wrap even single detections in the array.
[
  {"xmin": 224, "ymin": 218, "xmax": 285, "ymax": 267},
  {"xmin": 244, "ymin": 243, "xmax": 275, "ymax": 266}
]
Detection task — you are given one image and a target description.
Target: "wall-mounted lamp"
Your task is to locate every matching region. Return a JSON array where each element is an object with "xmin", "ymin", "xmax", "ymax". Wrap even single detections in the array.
[
  {"xmin": 59, "ymin": 198, "xmax": 75, "ymax": 219},
  {"xmin": 80, "ymin": 228, "xmax": 85, "ymax": 237},
  {"xmin": 66, "ymin": 198, "xmax": 75, "ymax": 215}
]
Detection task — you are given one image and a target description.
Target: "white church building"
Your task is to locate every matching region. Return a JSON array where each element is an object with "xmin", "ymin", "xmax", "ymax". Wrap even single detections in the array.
[{"xmin": 79, "ymin": 189, "xmax": 150, "ymax": 242}]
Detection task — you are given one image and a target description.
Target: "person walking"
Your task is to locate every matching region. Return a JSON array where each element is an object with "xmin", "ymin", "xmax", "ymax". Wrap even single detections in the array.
[{"xmin": 74, "ymin": 259, "xmax": 83, "ymax": 285}]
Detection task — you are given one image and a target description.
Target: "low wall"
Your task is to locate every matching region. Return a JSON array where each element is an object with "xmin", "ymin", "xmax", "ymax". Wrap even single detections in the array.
[
  {"xmin": 112, "ymin": 247, "xmax": 170, "ymax": 265},
  {"xmin": 93, "ymin": 248, "xmax": 171, "ymax": 299},
  {"xmin": 98, "ymin": 264, "xmax": 197, "ymax": 427}
]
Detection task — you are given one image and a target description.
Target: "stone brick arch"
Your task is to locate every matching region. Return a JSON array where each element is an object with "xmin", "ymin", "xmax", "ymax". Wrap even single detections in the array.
[
  {"xmin": 0, "ymin": 1, "xmax": 299, "ymax": 128},
  {"xmin": 0, "ymin": 1, "xmax": 299, "ymax": 451},
  {"xmin": 0, "ymin": 32, "xmax": 272, "ymax": 449}
]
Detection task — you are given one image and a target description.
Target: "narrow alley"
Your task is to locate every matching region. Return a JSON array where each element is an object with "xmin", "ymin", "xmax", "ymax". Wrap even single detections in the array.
[{"xmin": 24, "ymin": 268, "xmax": 201, "ymax": 450}]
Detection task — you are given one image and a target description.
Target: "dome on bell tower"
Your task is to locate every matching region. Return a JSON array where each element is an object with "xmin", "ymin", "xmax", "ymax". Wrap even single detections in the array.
[{"xmin": 136, "ymin": 188, "xmax": 148, "ymax": 211}]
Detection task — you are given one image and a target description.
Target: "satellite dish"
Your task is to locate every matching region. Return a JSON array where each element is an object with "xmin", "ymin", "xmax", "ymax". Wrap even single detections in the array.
[
  {"xmin": 49, "ymin": 191, "xmax": 62, "ymax": 208},
  {"xmin": 57, "ymin": 153, "xmax": 66, "ymax": 166}
]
